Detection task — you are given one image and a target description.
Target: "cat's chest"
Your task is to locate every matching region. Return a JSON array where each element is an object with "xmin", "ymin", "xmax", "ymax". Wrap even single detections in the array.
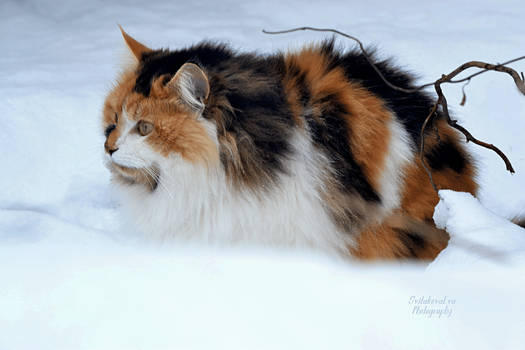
[{"xmin": 116, "ymin": 154, "xmax": 354, "ymax": 255}]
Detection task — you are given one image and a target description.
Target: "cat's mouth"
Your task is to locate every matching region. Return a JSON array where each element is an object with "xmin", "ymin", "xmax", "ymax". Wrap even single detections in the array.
[{"xmin": 109, "ymin": 163, "xmax": 159, "ymax": 191}]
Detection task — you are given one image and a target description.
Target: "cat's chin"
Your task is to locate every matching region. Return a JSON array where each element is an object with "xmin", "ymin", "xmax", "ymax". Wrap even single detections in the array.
[{"xmin": 109, "ymin": 163, "xmax": 159, "ymax": 191}]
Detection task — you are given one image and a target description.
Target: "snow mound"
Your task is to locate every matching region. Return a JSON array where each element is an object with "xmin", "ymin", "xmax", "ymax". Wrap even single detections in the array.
[
  {"xmin": 1, "ymin": 193, "xmax": 525, "ymax": 350},
  {"xmin": 431, "ymin": 190, "xmax": 525, "ymax": 269}
]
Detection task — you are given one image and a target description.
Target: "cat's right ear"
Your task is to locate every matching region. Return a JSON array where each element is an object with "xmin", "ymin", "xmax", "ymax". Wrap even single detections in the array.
[
  {"xmin": 167, "ymin": 63, "xmax": 210, "ymax": 112},
  {"xmin": 118, "ymin": 25, "xmax": 151, "ymax": 61}
]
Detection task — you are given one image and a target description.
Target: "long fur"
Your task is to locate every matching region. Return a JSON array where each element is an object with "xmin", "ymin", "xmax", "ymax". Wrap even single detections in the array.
[{"xmin": 102, "ymin": 35, "xmax": 478, "ymax": 260}]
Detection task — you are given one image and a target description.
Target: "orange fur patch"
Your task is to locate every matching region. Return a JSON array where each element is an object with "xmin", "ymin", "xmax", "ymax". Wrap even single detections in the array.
[
  {"xmin": 284, "ymin": 47, "xmax": 392, "ymax": 190},
  {"xmin": 400, "ymin": 120, "xmax": 477, "ymax": 222},
  {"xmin": 354, "ymin": 121, "xmax": 476, "ymax": 260},
  {"xmin": 352, "ymin": 216, "xmax": 448, "ymax": 260}
]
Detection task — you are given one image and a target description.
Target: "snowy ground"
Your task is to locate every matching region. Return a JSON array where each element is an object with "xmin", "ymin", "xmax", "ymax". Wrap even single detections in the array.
[{"xmin": 1, "ymin": 0, "xmax": 525, "ymax": 349}]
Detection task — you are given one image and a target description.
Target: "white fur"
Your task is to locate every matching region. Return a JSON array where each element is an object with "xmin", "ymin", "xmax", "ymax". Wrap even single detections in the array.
[
  {"xmin": 375, "ymin": 116, "xmax": 414, "ymax": 221},
  {"xmin": 110, "ymin": 111, "xmax": 414, "ymax": 256},
  {"xmin": 110, "ymin": 110, "xmax": 158, "ymax": 170},
  {"xmin": 112, "ymin": 125, "xmax": 355, "ymax": 256}
]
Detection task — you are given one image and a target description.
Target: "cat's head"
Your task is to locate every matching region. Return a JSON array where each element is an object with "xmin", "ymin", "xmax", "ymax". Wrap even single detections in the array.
[{"xmin": 102, "ymin": 27, "xmax": 219, "ymax": 190}]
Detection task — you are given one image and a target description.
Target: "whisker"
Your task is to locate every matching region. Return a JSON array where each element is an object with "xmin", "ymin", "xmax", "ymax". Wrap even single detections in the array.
[{"xmin": 143, "ymin": 166, "xmax": 175, "ymax": 201}]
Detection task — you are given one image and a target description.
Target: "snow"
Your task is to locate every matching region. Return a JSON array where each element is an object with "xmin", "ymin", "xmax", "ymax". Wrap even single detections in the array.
[
  {"xmin": 432, "ymin": 190, "xmax": 525, "ymax": 268},
  {"xmin": 1, "ymin": 0, "xmax": 525, "ymax": 349}
]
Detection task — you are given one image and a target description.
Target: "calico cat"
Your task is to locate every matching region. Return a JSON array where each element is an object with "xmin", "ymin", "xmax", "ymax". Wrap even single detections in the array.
[{"xmin": 102, "ymin": 28, "xmax": 477, "ymax": 260}]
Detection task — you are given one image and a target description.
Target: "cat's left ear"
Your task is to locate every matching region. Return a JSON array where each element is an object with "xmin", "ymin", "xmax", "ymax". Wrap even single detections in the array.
[
  {"xmin": 119, "ymin": 25, "xmax": 151, "ymax": 61},
  {"xmin": 167, "ymin": 63, "xmax": 210, "ymax": 112}
]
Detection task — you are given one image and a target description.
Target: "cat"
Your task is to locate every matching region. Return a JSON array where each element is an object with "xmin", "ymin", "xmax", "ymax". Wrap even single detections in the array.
[{"xmin": 102, "ymin": 27, "xmax": 477, "ymax": 260}]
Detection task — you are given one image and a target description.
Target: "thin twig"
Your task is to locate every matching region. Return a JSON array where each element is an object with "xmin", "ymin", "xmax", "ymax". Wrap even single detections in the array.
[
  {"xmin": 446, "ymin": 118, "xmax": 515, "ymax": 173},
  {"xmin": 264, "ymin": 27, "xmax": 430, "ymax": 93},
  {"xmin": 419, "ymin": 102, "xmax": 440, "ymax": 192},
  {"xmin": 460, "ymin": 79, "xmax": 470, "ymax": 106}
]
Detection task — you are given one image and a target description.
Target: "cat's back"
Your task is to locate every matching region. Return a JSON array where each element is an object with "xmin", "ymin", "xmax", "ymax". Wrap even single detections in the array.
[
  {"xmin": 200, "ymin": 40, "xmax": 478, "ymax": 258},
  {"xmin": 274, "ymin": 40, "xmax": 477, "ymax": 258}
]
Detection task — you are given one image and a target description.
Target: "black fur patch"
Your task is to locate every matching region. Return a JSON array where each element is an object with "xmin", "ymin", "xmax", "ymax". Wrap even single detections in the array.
[
  {"xmin": 320, "ymin": 39, "xmax": 437, "ymax": 145},
  {"xmin": 285, "ymin": 58, "xmax": 380, "ymax": 202},
  {"xmin": 104, "ymin": 124, "xmax": 116, "ymax": 138},
  {"xmin": 214, "ymin": 54, "xmax": 294, "ymax": 185},
  {"xmin": 306, "ymin": 95, "xmax": 380, "ymax": 202},
  {"xmin": 395, "ymin": 228, "xmax": 427, "ymax": 258},
  {"xmin": 135, "ymin": 42, "xmax": 234, "ymax": 96},
  {"xmin": 425, "ymin": 139, "xmax": 466, "ymax": 173},
  {"xmin": 218, "ymin": 81, "xmax": 294, "ymax": 182}
]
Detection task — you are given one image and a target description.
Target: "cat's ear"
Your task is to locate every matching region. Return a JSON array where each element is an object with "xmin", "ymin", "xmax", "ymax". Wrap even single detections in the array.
[
  {"xmin": 167, "ymin": 63, "xmax": 210, "ymax": 111},
  {"xmin": 118, "ymin": 25, "xmax": 151, "ymax": 61}
]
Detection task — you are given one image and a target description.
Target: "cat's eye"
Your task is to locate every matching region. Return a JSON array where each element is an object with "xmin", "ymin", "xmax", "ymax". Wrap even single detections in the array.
[
  {"xmin": 104, "ymin": 112, "xmax": 119, "ymax": 137},
  {"xmin": 105, "ymin": 124, "xmax": 116, "ymax": 137},
  {"xmin": 137, "ymin": 120, "xmax": 154, "ymax": 136}
]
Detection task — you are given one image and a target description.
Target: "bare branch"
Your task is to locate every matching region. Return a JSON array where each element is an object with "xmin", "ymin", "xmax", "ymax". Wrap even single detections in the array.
[
  {"xmin": 442, "ymin": 60, "xmax": 525, "ymax": 94},
  {"xmin": 446, "ymin": 117, "xmax": 515, "ymax": 173},
  {"xmin": 449, "ymin": 56, "xmax": 525, "ymax": 87}
]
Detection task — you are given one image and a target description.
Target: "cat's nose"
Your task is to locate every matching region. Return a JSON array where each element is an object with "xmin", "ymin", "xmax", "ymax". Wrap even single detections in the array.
[{"xmin": 104, "ymin": 140, "xmax": 119, "ymax": 156}]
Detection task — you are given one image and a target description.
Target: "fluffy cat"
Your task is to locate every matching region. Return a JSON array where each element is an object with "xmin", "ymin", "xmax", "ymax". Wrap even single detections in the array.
[{"xmin": 102, "ymin": 28, "xmax": 477, "ymax": 260}]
